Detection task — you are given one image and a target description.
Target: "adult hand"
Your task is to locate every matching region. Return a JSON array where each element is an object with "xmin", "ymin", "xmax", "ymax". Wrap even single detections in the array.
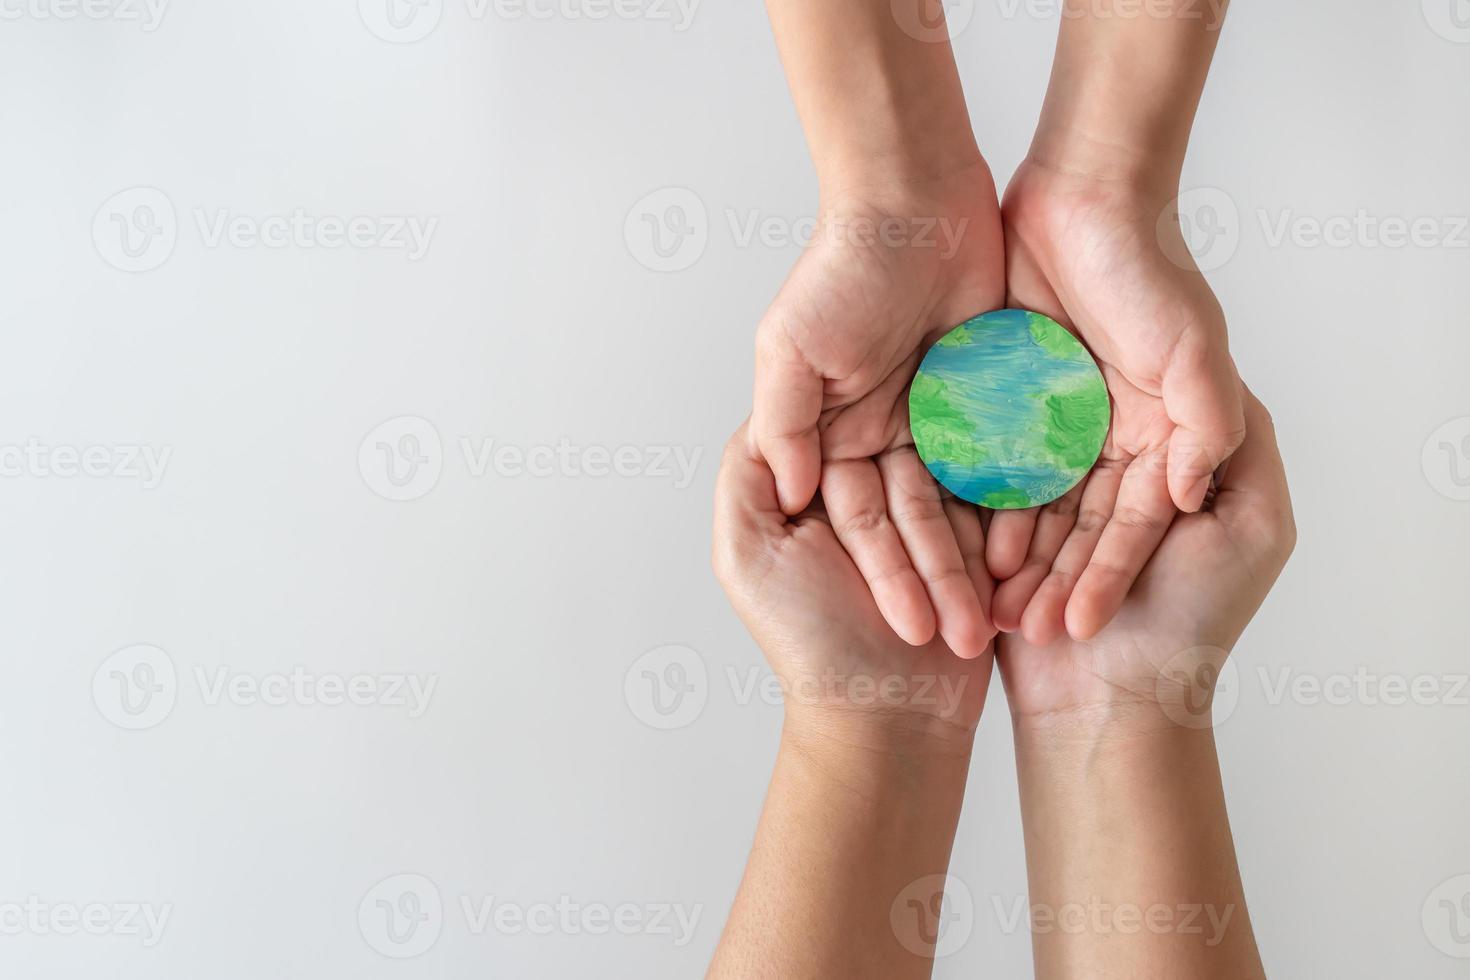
[{"xmin": 986, "ymin": 159, "xmax": 1246, "ymax": 642}]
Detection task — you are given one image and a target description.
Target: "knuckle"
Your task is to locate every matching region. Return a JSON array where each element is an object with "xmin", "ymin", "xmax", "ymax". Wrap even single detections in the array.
[
  {"xmin": 920, "ymin": 566, "xmax": 970, "ymax": 588},
  {"xmin": 836, "ymin": 508, "xmax": 889, "ymax": 538},
  {"xmin": 892, "ymin": 503, "xmax": 947, "ymax": 527},
  {"xmin": 1045, "ymin": 494, "xmax": 1080, "ymax": 519},
  {"xmin": 1112, "ymin": 504, "xmax": 1167, "ymax": 533}
]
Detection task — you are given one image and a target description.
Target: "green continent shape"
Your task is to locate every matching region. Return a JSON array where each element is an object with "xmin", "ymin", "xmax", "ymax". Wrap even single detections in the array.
[
  {"xmin": 1027, "ymin": 313, "xmax": 1087, "ymax": 363},
  {"xmin": 910, "ymin": 372, "xmax": 988, "ymax": 466},
  {"xmin": 936, "ymin": 324, "xmax": 972, "ymax": 348},
  {"xmin": 1041, "ymin": 380, "xmax": 1111, "ymax": 470},
  {"xmin": 981, "ymin": 487, "xmax": 1033, "ymax": 509}
]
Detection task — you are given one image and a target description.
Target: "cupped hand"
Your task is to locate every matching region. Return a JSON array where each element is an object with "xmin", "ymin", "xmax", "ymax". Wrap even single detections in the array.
[
  {"xmin": 751, "ymin": 162, "xmax": 1006, "ymax": 659},
  {"xmin": 986, "ymin": 159, "xmax": 1248, "ymax": 643},
  {"xmin": 994, "ymin": 388, "xmax": 1294, "ymax": 727},
  {"xmin": 713, "ymin": 424, "xmax": 995, "ymax": 737}
]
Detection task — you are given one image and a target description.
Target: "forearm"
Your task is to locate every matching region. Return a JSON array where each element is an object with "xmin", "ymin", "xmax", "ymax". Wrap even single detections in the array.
[
  {"xmin": 1012, "ymin": 707, "xmax": 1263, "ymax": 979},
  {"xmin": 765, "ymin": 0, "xmax": 983, "ymax": 197},
  {"xmin": 709, "ymin": 712, "xmax": 975, "ymax": 980},
  {"xmin": 1031, "ymin": 0, "xmax": 1230, "ymax": 185}
]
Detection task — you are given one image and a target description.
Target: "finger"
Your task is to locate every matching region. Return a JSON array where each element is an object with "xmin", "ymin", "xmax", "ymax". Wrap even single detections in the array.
[
  {"xmin": 1162, "ymin": 332, "xmax": 1246, "ymax": 512},
  {"xmin": 1018, "ymin": 458, "xmax": 1125, "ymax": 646},
  {"xmin": 878, "ymin": 449, "xmax": 994, "ymax": 659},
  {"xmin": 991, "ymin": 480, "xmax": 1085, "ymax": 633},
  {"xmin": 752, "ymin": 323, "xmax": 823, "ymax": 515},
  {"xmin": 943, "ymin": 497, "xmax": 995, "ymax": 629},
  {"xmin": 713, "ymin": 423, "xmax": 789, "ymax": 586},
  {"xmin": 822, "ymin": 458, "xmax": 936, "ymax": 648},
  {"xmin": 1065, "ymin": 449, "xmax": 1176, "ymax": 640},
  {"xmin": 985, "ymin": 507, "xmax": 1038, "ymax": 581},
  {"xmin": 1211, "ymin": 387, "xmax": 1294, "ymax": 551}
]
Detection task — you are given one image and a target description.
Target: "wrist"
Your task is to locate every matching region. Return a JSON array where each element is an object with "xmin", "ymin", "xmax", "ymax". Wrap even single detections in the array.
[
  {"xmin": 1025, "ymin": 125, "xmax": 1186, "ymax": 194},
  {"xmin": 1013, "ymin": 701, "xmax": 1204, "ymax": 747},
  {"xmin": 1029, "ymin": 0, "xmax": 1227, "ymax": 189},
  {"xmin": 782, "ymin": 703, "xmax": 977, "ymax": 768},
  {"xmin": 768, "ymin": 0, "xmax": 986, "ymax": 202},
  {"xmin": 816, "ymin": 153, "xmax": 994, "ymax": 217},
  {"xmin": 815, "ymin": 143, "xmax": 989, "ymax": 204}
]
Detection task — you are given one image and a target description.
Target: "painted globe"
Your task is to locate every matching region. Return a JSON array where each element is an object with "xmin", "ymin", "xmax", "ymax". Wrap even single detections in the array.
[{"xmin": 909, "ymin": 309, "xmax": 1110, "ymax": 509}]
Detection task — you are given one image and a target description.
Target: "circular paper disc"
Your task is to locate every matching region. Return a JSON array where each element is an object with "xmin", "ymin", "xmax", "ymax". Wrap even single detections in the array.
[{"xmin": 909, "ymin": 309, "xmax": 1110, "ymax": 509}]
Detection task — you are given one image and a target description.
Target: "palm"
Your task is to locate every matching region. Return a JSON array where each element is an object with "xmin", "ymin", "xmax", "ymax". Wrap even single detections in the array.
[
  {"xmin": 986, "ymin": 161, "xmax": 1245, "ymax": 643},
  {"xmin": 752, "ymin": 164, "xmax": 1007, "ymax": 660}
]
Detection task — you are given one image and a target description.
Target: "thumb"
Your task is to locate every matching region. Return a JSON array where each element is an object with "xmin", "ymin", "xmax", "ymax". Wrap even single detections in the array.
[
  {"xmin": 751, "ymin": 324, "xmax": 823, "ymax": 515},
  {"xmin": 1162, "ymin": 333, "xmax": 1246, "ymax": 512}
]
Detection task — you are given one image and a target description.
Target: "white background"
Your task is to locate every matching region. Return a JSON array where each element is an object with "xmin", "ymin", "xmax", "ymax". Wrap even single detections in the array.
[{"xmin": 1, "ymin": 0, "xmax": 1467, "ymax": 976}]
